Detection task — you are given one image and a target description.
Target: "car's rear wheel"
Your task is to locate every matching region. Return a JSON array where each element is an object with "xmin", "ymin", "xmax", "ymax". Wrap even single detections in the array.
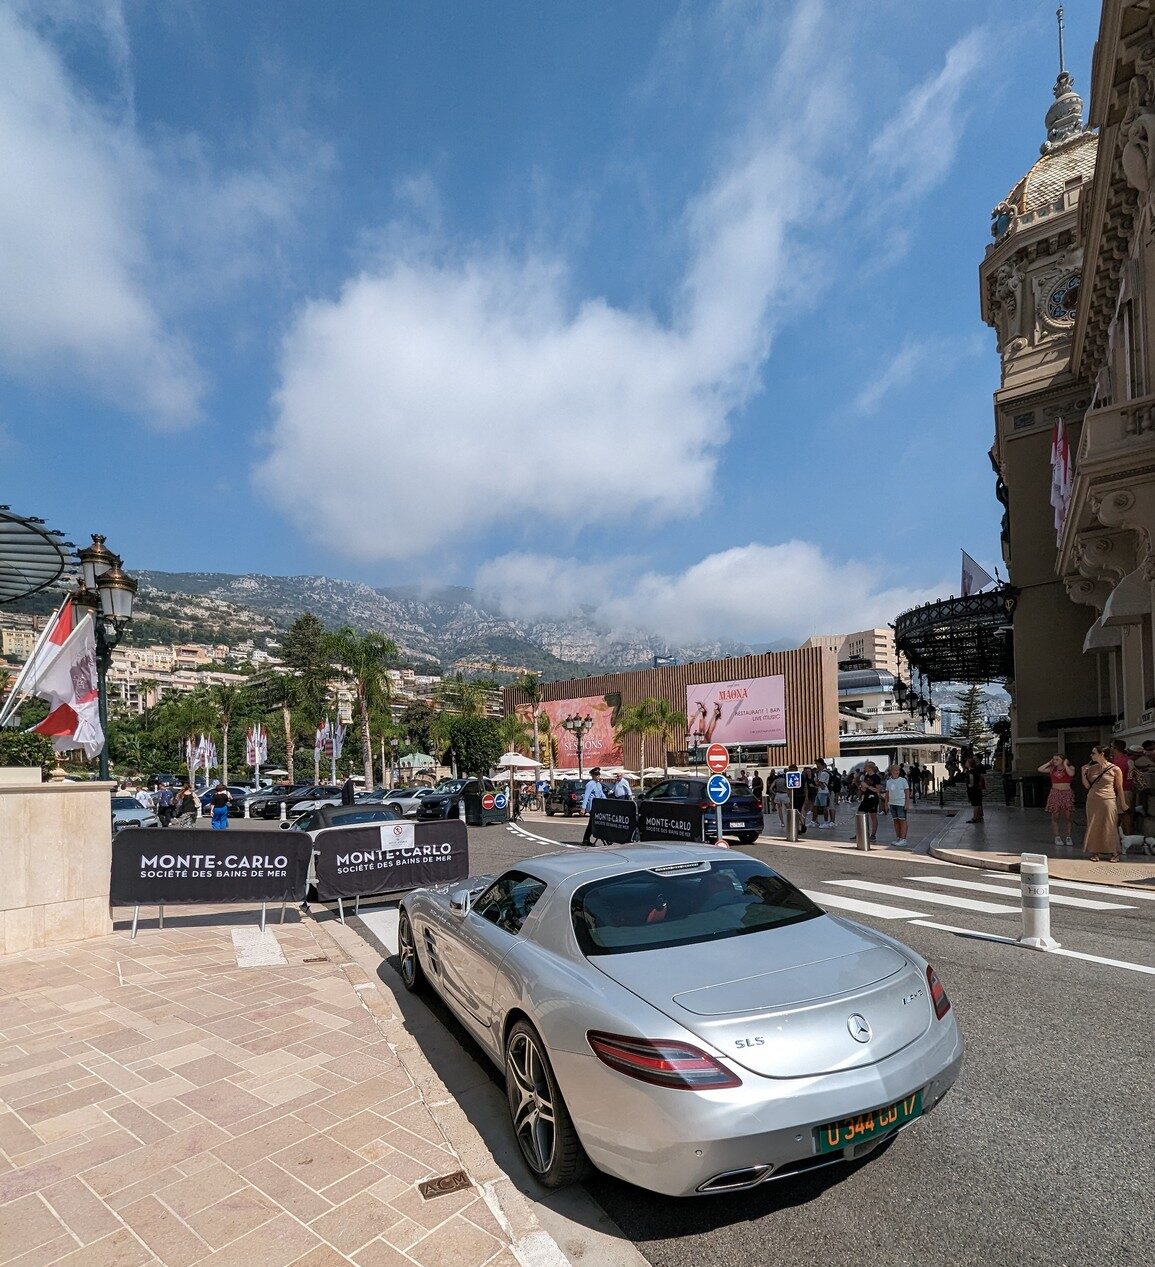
[
  {"xmin": 564, "ymin": 804, "xmax": 574, "ymax": 817},
  {"xmin": 504, "ymin": 1019, "xmax": 587, "ymax": 1189},
  {"xmin": 545, "ymin": 805, "xmax": 554, "ymax": 816},
  {"xmin": 737, "ymin": 832, "xmax": 760, "ymax": 844},
  {"xmin": 397, "ymin": 911, "xmax": 426, "ymax": 993}
]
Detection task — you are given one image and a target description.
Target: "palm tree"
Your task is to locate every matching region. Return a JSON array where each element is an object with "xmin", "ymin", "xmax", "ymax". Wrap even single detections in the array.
[
  {"xmin": 210, "ymin": 682, "xmax": 245, "ymax": 786},
  {"xmin": 250, "ymin": 672, "xmax": 300, "ymax": 784},
  {"xmin": 515, "ymin": 672, "xmax": 544, "ymax": 766},
  {"xmin": 646, "ymin": 698, "xmax": 688, "ymax": 776},
  {"xmin": 330, "ymin": 628, "xmax": 398, "ymax": 787},
  {"xmin": 496, "ymin": 713, "xmax": 532, "ymax": 754},
  {"xmin": 614, "ymin": 699, "xmax": 658, "ymax": 778}
]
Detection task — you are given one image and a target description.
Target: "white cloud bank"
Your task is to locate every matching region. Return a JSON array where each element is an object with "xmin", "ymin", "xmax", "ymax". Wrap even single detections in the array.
[
  {"xmin": 476, "ymin": 545, "xmax": 943, "ymax": 646},
  {"xmin": 0, "ymin": 4, "xmax": 325, "ymax": 428},
  {"xmin": 258, "ymin": 4, "xmax": 987, "ymax": 571}
]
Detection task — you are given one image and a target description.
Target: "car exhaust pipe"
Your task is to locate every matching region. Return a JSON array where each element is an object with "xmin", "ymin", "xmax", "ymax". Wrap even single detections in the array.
[{"xmin": 695, "ymin": 1164, "xmax": 773, "ymax": 1193}]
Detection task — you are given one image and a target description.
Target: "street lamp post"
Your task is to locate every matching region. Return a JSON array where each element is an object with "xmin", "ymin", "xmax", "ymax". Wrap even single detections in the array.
[
  {"xmin": 562, "ymin": 713, "xmax": 594, "ymax": 779},
  {"xmin": 75, "ymin": 535, "xmax": 137, "ymax": 782}
]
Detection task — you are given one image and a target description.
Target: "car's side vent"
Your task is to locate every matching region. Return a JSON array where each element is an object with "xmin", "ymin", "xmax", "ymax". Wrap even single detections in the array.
[{"xmin": 423, "ymin": 929, "xmax": 442, "ymax": 976}]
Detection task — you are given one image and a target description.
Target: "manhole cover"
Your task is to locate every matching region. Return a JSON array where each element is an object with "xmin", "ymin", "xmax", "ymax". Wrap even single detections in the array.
[{"xmin": 418, "ymin": 1170, "xmax": 471, "ymax": 1200}]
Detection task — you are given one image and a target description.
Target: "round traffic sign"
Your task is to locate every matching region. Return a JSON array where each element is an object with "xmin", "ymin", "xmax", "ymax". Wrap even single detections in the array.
[
  {"xmin": 706, "ymin": 743, "xmax": 729, "ymax": 773},
  {"xmin": 493, "ymin": 792, "xmax": 508, "ymax": 811},
  {"xmin": 706, "ymin": 773, "xmax": 731, "ymax": 805},
  {"xmin": 481, "ymin": 792, "xmax": 496, "ymax": 810}
]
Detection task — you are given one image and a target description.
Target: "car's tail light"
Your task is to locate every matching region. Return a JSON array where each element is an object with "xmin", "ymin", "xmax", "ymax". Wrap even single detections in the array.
[
  {"xmin": 698, "ymin": 800, "xmax": 712, "ymax": 810},
  {"xmin": 754, "ymin": 797, "xmax": 763, "ymax": 811},
  {"xmin": 926, "ymin": 966, "xmax": 951, "ymax": 1019},
  {"xmin": 586, "ymin": 1031, "xmax": 741, "ymax": 1089}
]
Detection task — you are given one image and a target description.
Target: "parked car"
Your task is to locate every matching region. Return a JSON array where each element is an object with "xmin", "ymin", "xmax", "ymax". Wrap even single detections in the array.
[
  {"xmin": 383, "ymin": 786, "xmax": 443, "ymax": 818},
  {"xmin": 414, "ymin": 777, "xmax": 496, "ymax": 820},
  {"xmin": 283, "ymin": 803, "xmax": 402, "ymax": 838},
  {"xmin": 250, "ymin": 784, "xmax": 344, "ymax": 819},
  {"xmin": 197, "ymin": 785, "xmax": 253, "ymax": 817},
  {"xmin": 398, "ymin": 844, "xmax": 961, "ymax": 1196},
  {"xmin": 544, "ymin": 778, "xmax": 589, "ymax": 816},
  {"xmin": 148, "ymin": 772, "xmax": 179, "ymax": 790},
  {"xmin": 112, "ymin": 797, "xmax": 159, "ymax": 832},
  {"xmin": 643, "ymin": 777, "xmax": 764, "ymax": 845}
]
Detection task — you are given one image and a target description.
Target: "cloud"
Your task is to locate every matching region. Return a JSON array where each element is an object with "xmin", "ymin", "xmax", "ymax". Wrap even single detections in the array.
[
  {"xmin": 477, "ymin": 543, "xmax": 945, "ymax": 646},
  {"xmin": 258, "ymin": 4, "xmax": 989, "ymax": 562},
  {"xmin": 854, "ymin": 332, "xmax": 986, "ymax": 414},
  {"xmin": 0, "ymin": 6, "xmax": 326, "ymax": 429}
]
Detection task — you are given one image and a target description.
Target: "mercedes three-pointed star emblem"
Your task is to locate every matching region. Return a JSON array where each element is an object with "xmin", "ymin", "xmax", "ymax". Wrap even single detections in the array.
[{"xmin": 847, "ymin": 1013, "xmax": 872, "ymax": 1043}]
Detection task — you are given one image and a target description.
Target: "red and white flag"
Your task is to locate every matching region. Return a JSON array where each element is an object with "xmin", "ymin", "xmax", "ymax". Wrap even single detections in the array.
[
  {"xmin": 1050, "ymin": 419, "xmax": 1073, "ymax": 541},
  {"xmin": 0, "ymin": 598, "xmax": 75, "ymax": 727},
  {"xmin": 27, "ymin": 614, "xmax": 103, "ymax": 759}
]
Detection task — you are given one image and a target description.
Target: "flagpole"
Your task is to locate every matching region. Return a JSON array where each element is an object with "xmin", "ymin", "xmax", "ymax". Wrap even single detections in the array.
[{"xmin": 331, "ymin": 715, "xmax": 337, "ymax": 784}]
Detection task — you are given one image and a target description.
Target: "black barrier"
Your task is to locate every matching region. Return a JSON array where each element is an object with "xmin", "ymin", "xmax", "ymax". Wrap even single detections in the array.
[
  {"xmin": 638, "ymin": 801, "xmax": 704, "ymax": 843},
  {"xmin": 111, "ymin": 828, "xmax": 313, "ymax": 906},
  {"xmin": 314, "ymin": 819, "xmax": 469, "ymax": 902},
  {"xmin": 463, "ymin": 793, "xmax": 507, "ymax": 827},
  {"xmin": 588, "ymin": 800, "xmax": 638, "ymax": 844}
]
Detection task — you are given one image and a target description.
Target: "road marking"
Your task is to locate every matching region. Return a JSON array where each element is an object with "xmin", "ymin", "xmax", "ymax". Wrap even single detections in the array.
[
  {"xmin": 1045, "ymin": 946, "xmax": 1155, "ymax": 975},
  {"xmin": 980, "ymin": 872, "xmax": 1155, "ymax": 901},
  {"xmin": 803, "ymin": 890, "xmax": 921, "ymax": 920},
  {"xmin": 825, "ymin": 880, "xmax": 1020, "ymax": 915},
  {"xmin": 904, "ymin": 875, "xmax": 1132, "ymax": 911},
  {"xmin": 507, "ymin": 823, "xmax": 584, "ymax": 849},
  {"xmin": 909, "ymin": 919, "xmax": 1018, "ymax": 944}
]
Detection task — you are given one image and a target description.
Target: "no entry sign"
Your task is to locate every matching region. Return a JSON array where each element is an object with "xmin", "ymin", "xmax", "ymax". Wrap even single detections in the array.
[
  {"xmin": 706, "ymin": 743, "xmax": 729, "ymax": 773},
  {"xmin": 481, "ymin": 792, "xmax": 496, "ymax": 810}
]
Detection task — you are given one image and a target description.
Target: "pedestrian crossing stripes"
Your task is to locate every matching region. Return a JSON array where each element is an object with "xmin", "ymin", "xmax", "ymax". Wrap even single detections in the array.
[
  {"xmin": 902, "ymin": 875, "xmax": 1132, "ymax": 912},
  {"xmin": 824, "ymin": 879, "xmax": 1021, "ymax": 916},
  {"xmin": 800, "ymin": 891, "xmax": 922, "ymax": 920},
  {"xmin": 981, "ymin": 871, "xmax": 1155, "ymax": 902}
]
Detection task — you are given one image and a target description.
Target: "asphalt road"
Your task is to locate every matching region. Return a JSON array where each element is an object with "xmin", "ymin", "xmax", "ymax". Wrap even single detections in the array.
[{"xmin": 350, "ymin": 813, "xmax": 1155, "ymax": 1267}]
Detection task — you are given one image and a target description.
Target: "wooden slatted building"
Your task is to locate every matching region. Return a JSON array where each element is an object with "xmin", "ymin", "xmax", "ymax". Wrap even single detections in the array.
[{"xmin": 502, "ymin": 647, "xmax": 839, "ymax": 771}]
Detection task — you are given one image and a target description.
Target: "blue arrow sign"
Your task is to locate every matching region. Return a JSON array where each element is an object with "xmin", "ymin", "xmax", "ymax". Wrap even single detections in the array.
[
  {"xmin": 493, "ymin": 792, "xmax": 508, "ymax": 810},
  {"xmin": 706, "ymin": 774, "xmax": 731, "ymax": 805}
]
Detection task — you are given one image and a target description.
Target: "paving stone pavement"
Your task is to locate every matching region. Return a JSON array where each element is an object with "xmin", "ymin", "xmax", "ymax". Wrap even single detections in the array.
[{"xmin": 0, "ymin": 910, "xmax": 527, "ymax": 1267}]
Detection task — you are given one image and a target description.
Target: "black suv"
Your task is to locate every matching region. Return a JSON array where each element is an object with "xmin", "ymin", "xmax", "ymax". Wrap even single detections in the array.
[
  {"xmin": 250, "ymin": 784, "xmax": 343, "ymax": 819},
  {"xmin": 643, "ymin": 777, "xmax": 764, "ymax": 845},
  {"xmin": 415, "ymin": 777, "xmax": 496, "ymax": 820},
  {"xmin": 544, "ymin": 778, "xmax": 591, "ymax": 816}
]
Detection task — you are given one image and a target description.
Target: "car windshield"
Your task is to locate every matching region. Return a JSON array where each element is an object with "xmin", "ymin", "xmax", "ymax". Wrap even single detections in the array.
[
  {"xmin": 112, "ymin": 798, "xmax": 142, "ymax": 810},
  {"xmin": 571, "ymin": 858, "xmax": 821, "ymax": 956},
  {"xmin": 435, "ymin": 780, "xmax": 466, "ymax": 793}
]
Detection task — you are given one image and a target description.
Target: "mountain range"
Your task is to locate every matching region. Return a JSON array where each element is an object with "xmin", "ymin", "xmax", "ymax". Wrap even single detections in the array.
[{"xmin": 133, "ymin": 571, "xmax": 782, "ymax": 679}]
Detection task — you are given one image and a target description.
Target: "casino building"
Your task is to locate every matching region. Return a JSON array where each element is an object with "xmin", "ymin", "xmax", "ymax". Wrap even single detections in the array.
[{"xmin": 900, "ymin": 2, "xmax": 1155, "ymax": 775}]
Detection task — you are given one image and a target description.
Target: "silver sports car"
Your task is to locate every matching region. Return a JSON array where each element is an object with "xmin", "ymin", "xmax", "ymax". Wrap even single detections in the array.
[{"xmin": 398, "ymin": 845, "xmax": 962, "ymax": 1197}]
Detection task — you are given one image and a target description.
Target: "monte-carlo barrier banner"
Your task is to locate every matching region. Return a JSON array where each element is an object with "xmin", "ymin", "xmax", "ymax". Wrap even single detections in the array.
[
  {"xmin": 685, "ymin": 674, "xmax": 786, "ymax": 746},
  {"xmin": 110, "ymin": 829, "xmax": 312, "ymax": 905},
  {"xmin": 313, "ymin": 820, "xmax": 468, "ymax": 900}
]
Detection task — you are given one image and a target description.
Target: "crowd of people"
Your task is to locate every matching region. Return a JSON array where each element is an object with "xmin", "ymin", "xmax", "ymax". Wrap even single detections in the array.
[
  {"xmin": 1042, "ymin": 737, "xmax": 1155, "ymax": 861},
  {"xmin": 758, "ymin": 759, "xmax": 930, "ymax": 844}
]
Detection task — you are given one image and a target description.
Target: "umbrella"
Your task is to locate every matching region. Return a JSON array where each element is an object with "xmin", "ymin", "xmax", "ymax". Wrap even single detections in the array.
[{"xmin": 496, "ymin": 752, "xmax": 543, "ymax": 768}]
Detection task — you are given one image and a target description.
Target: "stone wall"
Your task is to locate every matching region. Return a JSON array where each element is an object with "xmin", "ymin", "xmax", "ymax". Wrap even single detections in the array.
[{"xmin": 0, "ymin": 770, "xmax": 114, "ymax": 953}]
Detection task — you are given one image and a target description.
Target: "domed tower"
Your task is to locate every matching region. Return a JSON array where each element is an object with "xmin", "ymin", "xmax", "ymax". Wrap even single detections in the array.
[{"xmin": 979, "ymin": 7, "xmax": 1100, "ymax": 772}]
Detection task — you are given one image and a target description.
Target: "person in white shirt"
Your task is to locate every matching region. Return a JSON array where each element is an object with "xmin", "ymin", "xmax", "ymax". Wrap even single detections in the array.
[
  {"xmin": 581, "ymin": 767, "xmax": 606, "ymax": 845},
  {"xmin": 884, "ymin": 764, "xmax": 911, "ymax": 844},
  {"xmin": 812, "ymin": 760, "xmax": 833, "ymax": 828},
  {"xmin": 612, "ymin": 773, "xmax": 632, "ymax": 798}
]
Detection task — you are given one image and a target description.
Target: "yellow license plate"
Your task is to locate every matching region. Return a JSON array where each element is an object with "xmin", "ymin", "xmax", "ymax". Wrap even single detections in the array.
[{"xmin": 814, "ymin": 1090, "xmax": 922, "ymax": 1154}]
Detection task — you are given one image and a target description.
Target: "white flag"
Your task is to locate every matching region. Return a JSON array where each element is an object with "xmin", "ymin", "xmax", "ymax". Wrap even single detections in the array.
[
  {"xmin": 0, "ymin": 598, "xmax": 75, "ymax": 727},
  {"xmin": 27, "ymin": 614, "xmax": 103, "ymax": 759},
  {"xmin": 961, "ymin": 550, "xmax": 995, "ymax": 597},
  {"xmin": 333, "ymin": 722, "xmax": 347, "ymax": 759}
]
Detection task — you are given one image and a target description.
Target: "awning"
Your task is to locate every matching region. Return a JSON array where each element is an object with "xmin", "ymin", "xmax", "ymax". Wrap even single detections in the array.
[
  {"xmin": 0, "ymin": 506, "xmax": 77, "ymax": 604},
  {"xmin": 894, "ymin": 585, "xmax": 1019, "ymax": 684},
  {"xmin": 1083, "ymin": 617, "xmax": 1123, "ymax": 651},
  {"xmin": 1102, "ymin": 567, "xmax": 1151, "ymax": 627}
]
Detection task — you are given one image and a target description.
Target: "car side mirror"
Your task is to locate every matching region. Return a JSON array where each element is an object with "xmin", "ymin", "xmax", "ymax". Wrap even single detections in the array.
[
  {"xmin": 449, "ymin": 889, "xmax": 472, "ymax": 918},
  {"xmin": 279, "ymin": 821, "xmax": 290, "ymax": 829}
]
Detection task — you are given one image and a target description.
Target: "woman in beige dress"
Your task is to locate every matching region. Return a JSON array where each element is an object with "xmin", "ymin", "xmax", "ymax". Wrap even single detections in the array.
[{"xmin": 1081, "ymin": 747, "xmax": 1125, "ymax": 862}]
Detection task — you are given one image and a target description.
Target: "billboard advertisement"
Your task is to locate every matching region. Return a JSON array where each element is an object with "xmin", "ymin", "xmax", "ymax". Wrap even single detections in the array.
[
  {"xmin": 685, "ymin": 675, "xmax": 786, "ymax": 746},
  {"xmin": 516, "ymin": 695, "xmax": 623, "ymax": 768}
]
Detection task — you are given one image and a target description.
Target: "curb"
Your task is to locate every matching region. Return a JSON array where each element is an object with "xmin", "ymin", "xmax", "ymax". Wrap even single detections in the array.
[
  {"xmin": 930, "ymin": 847, "xmax": 1019, "ymax": 872},
  {"xmin": 302, "ymin": 912, "xmax": 571, "ymax": 1267}
]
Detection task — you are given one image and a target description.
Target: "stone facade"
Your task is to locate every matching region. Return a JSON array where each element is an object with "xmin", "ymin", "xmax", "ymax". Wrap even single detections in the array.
[{"xmin": 980, "ymin": 2, "xmax": 1155, "ymax": 769}]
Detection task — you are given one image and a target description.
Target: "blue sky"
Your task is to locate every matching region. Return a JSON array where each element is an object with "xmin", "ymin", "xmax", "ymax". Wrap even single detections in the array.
[{"xmin": 0, "ymin": 1, "xmax": 1098, "ymax": 645}]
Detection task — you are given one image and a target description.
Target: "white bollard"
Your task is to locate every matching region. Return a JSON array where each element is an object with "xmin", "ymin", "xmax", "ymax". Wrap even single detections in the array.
[
  {"xmin": 856, "ymin": 813, "xmax": 870, "ymax": 851},
  {"xmin": 1018, "ymin": 852, "xmax": 1060, "ymax": 950},
  {"xmin": 785, "ymin": 808, "xmax": 798, "ymax": 842},
  {"xmin": 280, "ymin": 800, "xmax": 288, "ymax": 822}
]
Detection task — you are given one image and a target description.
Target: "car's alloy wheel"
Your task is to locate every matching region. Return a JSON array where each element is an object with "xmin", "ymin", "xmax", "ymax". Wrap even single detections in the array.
[
  {"xmin": 504, "ymin": 1020, "xmax": 586, "ymax": 1188},
  {"xmin": 397, "ymin": 911, "xmax": 425, "ymax": 992}
]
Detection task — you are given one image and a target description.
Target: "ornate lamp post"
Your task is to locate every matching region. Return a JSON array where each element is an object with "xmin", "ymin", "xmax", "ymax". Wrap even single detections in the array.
[
  {"xmin": 562, "ymin": 713, "xmax": 594, "ymax": 779},
  {"xmin": 75, "ymin": 535, "xmax": 137, "ymax": 782}
]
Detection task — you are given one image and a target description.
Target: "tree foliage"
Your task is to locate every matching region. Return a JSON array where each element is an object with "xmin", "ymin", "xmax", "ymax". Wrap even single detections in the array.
[
  {"xmin": 443, "ymin": 715, "xmax": 503, "ymax": 777},
  {"xmin": 0, "ymin": 729, "xmax": 54, "ymax": 771},
  {"xmin": 951, "ymin": 685, "xmax": 994, "ymax": 753}
]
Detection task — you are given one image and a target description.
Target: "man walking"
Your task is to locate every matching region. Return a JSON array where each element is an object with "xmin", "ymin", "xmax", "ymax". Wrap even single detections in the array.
[
  {"xmin": 581, "ymin": 767, "xmax": 606, "ymax": 845},
  {"xmin": 884, "ymin": 763, "xmax": 910, "ymax": 845},
  {"xmin": 341, "ymin": 775, "xmax": 356, "ymax": 806},
  {"xmin": 612, "ymin": 771, "xmax": 632, "ymax": 798}
]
